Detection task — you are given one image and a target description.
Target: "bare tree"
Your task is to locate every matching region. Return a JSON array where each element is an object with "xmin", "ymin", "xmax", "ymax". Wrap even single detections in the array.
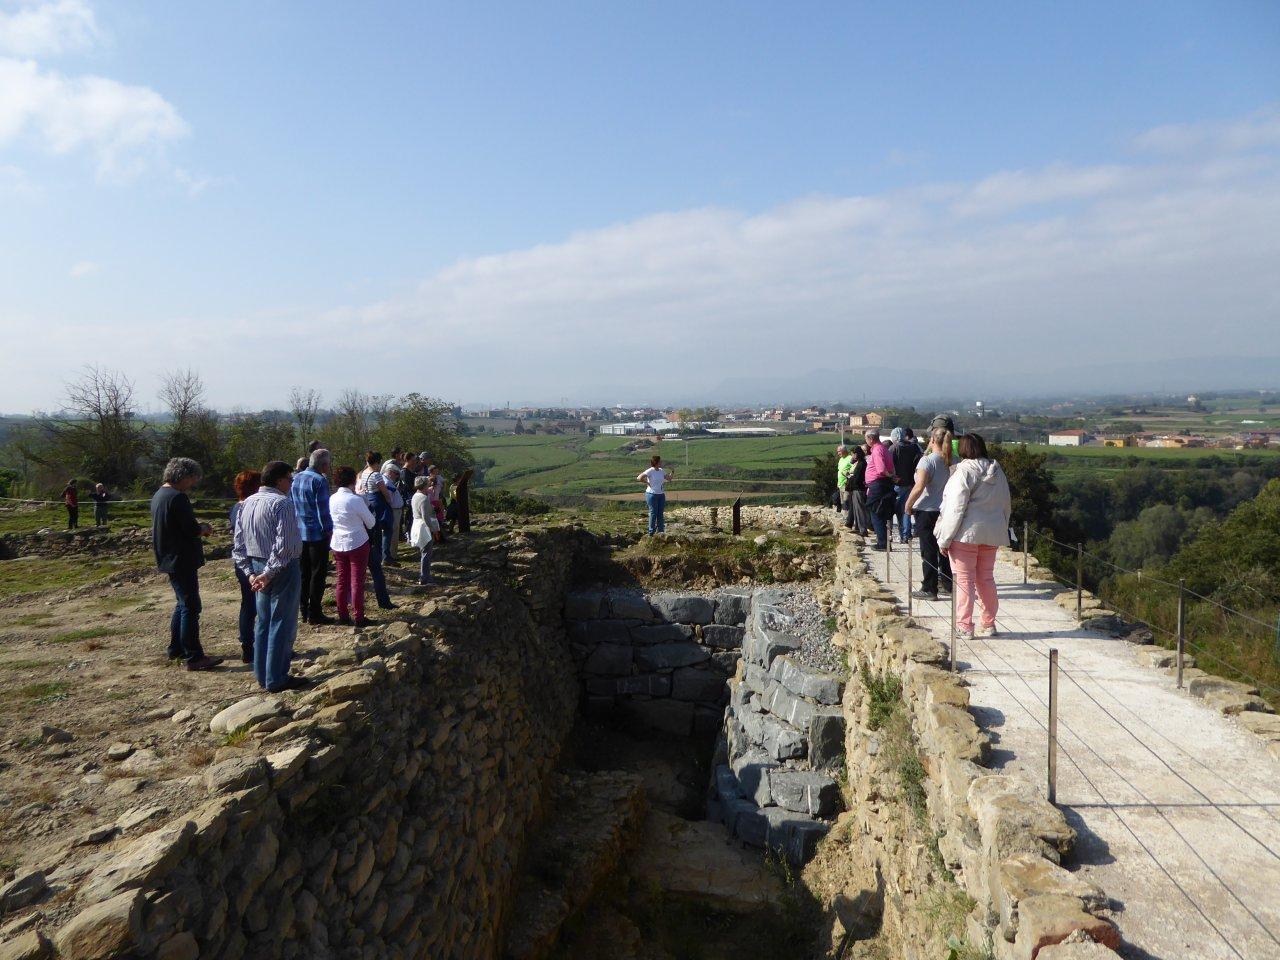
[
  {"xmin": 32, "ymin": 366, "xmax": 150, "ymax": 486},
  {"xmin": 159, "ymin": 368, "xmax": 206, "ymax": 436},
  {"xmin": 288, "ymin": 387, "xmax": 322, "ymax": 451}
]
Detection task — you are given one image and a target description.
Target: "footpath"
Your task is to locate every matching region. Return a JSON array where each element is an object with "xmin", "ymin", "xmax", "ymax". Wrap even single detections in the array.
[{"xmin": 869, "ymin": 541, "xmax": 1280, "ymax": 960}]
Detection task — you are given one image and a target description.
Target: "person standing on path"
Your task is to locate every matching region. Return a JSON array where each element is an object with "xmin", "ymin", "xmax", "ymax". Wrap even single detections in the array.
[
  {"xmin": 329, "ymin": 465, "xmax": 376, "ymax": 626},
  {"xmin": 842, "ymin": 446, "xmax": 870, "ymax": 535},
  {"xmin": 936, "ymin": 433, "xmax": 1011, "ymax": 640},
  {"xmin": 357, "ymin": 451, "xmax": 396, "ymax": 611},
  {"xmin": 91, "ymin": 483, "xmax": 111, "ymax": 528},
  {"xmin": 397, "ymin": 452, "xmax": 419, "ymax": 541},
  {"xmin": 233, "ymin": 460, "xmax": 308, "ymax": 692},
  {"xmin": 150, "ymin": 458, "xmax": 222, "ymax": 671},
  {"xmin": 291, "ymin": 448, "xmax": 333, "ymax": 625},
  {"xmin": 863, "ymin": 430, "xmax": 896, "ymax": 550},
  {"xmin": 410, "ymin": 475, "xmax": 439, "ymax": 586},
  {"xmin": 382, "ymin": 463, "xmax": 404, "ymax": 566},
  {"xmin": 906, "ymin": 427, "xmax": 954, "ymax": 602},
  {"xmin": 230, "ymin": 470, "xmax": 261, "ymax": 664},
  {"xmin": 891, "ymin": 427, "xmax": 922, "ymax": 543},
  {"xmin": 835, "ymin": 444, "xmax": 853, "ymax": 512},
  {"xmin": 637, "ymin": 455, "xmax": 673, "ymax": 535},
  {"xmin": 62, "ymin": 479, "xmax": 78, "ymax": 529}
]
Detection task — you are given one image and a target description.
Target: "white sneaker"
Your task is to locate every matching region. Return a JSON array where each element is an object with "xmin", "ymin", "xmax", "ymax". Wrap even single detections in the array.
[
  {"xmin": 955, "ymin": 627, "xmax": 973, "ymax": 641},
  {"xmin": 976, "ymin": 624, "xmax": 998, "ymax": 638}
]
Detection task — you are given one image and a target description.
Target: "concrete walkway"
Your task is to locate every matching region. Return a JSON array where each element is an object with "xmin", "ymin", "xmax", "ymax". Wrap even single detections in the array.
[{"xmin": 868, "ymin": 541, "xmax": 1280, "ymax": 960}]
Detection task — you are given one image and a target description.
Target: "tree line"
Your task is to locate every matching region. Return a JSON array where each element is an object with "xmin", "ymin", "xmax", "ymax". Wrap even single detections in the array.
[{"xmin": 0, "ymin": 366, "xmax": 472, "ymax": 498}]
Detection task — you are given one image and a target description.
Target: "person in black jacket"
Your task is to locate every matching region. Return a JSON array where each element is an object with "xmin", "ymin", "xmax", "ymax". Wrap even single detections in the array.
[
  {"xmin": 151, "ymin": 458, "xmax": 223, "ymax": 671},
  {"xmin": 842, "ymin": 446, "xmax": 870, "ymax": 536},
  {"xmin": 891, "ymin": 427, "xmax": 923, "ymax": 542}
]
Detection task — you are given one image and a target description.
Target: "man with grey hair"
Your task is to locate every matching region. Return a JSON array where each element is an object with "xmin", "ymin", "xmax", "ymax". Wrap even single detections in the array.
[
  {"xmin": 150, "ymin": 457, "xmax": 222, "ymax": 670},
  {"xmin": 864, "ymin": 429, "xmax": 896, "ymax": 550},
  {"xmin": 835, "ymin": 443, "xmax": 853, "ymax": 512},
  {"xmin": 291, "ymin": 447, "xmax": 333, "ymax": 624}
]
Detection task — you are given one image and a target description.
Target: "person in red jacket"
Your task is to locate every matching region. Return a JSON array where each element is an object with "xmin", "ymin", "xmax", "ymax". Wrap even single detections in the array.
[{"xmin": 62, "ymin": 479, "xmax": 79, "ymax": 530}]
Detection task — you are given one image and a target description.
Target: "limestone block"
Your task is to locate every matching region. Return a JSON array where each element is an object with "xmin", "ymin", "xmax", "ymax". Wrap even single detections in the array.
[
  {"xmin": 969, "ymin": 776, "xmax": 1075, "ymax": 865},
  {"xmin": 0, "ymin": 871, "xmax": 46, "ymax": 914},
  {"xmin": 631, "ymin": 623, "xmax": 694, "ymax": 644},
  {"xmin": 1037, "ymin": 942, "xmax": 1120, "ymax": 959},
  {"xmin": 324, "ymin": 670, "xmax": 377, "ymax": 702},
  {"xmin": 609, "ymin": 593, "xmax": 656, "ymax": 621},
  {"xmin": 651, "ymin": 594, "xmax": 715, "ymax": 625},
  {"xmin": 726, "ymin": 799, "xmax": 769, "ymax": 847},
  {"xmin": 209, "ymin": 696, "xmax": 283, "ymax": 735},
  {"xmin": 1188, "ymin": 675, "xmax": 1259, "ymax": 699},
  {"xmin": 995, "ymin": 853, "xmax": 1106, "ymax": 942},
  {"xmin": 54, "ymin": 890, "xmax": 143, "ymax": 960},
  {"xmin": 769, "ymin": 655, "xmax": 842, "ymax": 705},
  {"xmin": 619, "ymin": 699, "xmax": 694, "ymax": 736},
  {"xmin": 583, "ymin": 643, "xmax": 633, "ymax": 676},
  {"xmin": 634, "ymin": 642, "xmax": 709, "ymax": 672},
  {"xmin": 0, "ymin": 930, "xmax": 51, "ymax": 960},
  {"xmin": 585, "ymin": 620, "xmax": 633, "ymax": 644},
  {"xmin": 563, "ymin": 591, "xmax": 604, "ymax": 620},
  {"xmin": 1235, "ymin": 712, "xmax": 1280, "ymax": 740},
  {"xmin": 1205, "ymin": 688, "xmax": 1270, "ymax": 716},
  {"xmin": 672, "ymin": 667, "xmax": 727, "ymax": 703},
  {"xmin": 204, "ymin": 757, "xmax": 268, "ymax": 795},
  {"xmin": 785, "ymin": 819, "xmax": 830, "ymax": 865},
  {"xmin": 743, "ymin": 663, "xmax": 770, "ymax": 696},
  {"xmin": 155, "ymin": 931, "xmax": 198, "ymax": 960},
  {"xmin": 265, "ymin": 742, "xmax": 313, "ymax": 786},
  {"xmin": 762, "ymin": 715, "xmax": 806, "ymax": 762},
  {"xmin": 1013, "ymin": 895, "xmax": 1119, "ymax": 960},
  {"xmin": 923, "ymin": 703, "xmax": 989, "ymax": 763},
  {"xmin": 81, "ymin": 820, "xmax": 196, "ymax": 903},
  {"xmin": 714, "ymin": 591, "xmax": 751, "ymax": 626},
  {"xmin": 702, "ymin": 624, "xmax": 745, "ymax": 649}
]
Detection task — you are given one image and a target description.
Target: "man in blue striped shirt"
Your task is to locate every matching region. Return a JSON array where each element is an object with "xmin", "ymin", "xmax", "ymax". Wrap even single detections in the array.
[
  {"xmin": 233, "ymin": 461, "xmax": 308, "ymax": 692},
  {"xmin": 291, "ymin": 448, "xmax": 333, "ymax": 624}
]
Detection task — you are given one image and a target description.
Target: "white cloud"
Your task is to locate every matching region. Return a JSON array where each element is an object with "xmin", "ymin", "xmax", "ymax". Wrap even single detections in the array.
[
  {"xmin": 0, "ymin": 55, "xmax": 188, "ymax": 176},
  {"xmin": 0, "ymin": 0, "xmax": 96, "ymax": 57},
  {"xmin": 1132, "ymin": 106, "xmax": 1280, "ymax": 155},
  {"xmin": 68, "ymin": 259, "xmax": 97, "ymax": 277}
]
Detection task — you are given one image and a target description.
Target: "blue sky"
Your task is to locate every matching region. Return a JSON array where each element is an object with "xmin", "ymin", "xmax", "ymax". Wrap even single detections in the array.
[{"xmin": 2, "ymin": 0, "xmax": 1278, "ymax": 410}]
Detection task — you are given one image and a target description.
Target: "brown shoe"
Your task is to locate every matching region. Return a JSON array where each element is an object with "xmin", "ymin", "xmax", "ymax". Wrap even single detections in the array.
[{"xmin": 185, "ymin": 655, "xmax": 224, "ymax": 672}]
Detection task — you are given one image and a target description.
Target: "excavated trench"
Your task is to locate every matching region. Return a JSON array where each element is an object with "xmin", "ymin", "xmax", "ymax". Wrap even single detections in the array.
[{"xmin": 502, "ymin": 573, "xmax": 854, "ymax": 960}]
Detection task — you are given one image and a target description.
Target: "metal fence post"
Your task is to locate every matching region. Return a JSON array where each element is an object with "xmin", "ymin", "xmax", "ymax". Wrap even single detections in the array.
[
  {"xmin": 950, "ymin": 589, "xmax": 957, "ymax": 672},
  {"xmin": 907, "ymin": 536, "xmax": 914, "ymax": 618},
  {"xmin": 1176, "ymin": 578, "xmax": 1186, "ymax": 689},
  {"xmin": 1022, "ymin": 521, "xmax": 1029, "ymax": 585},
  {"xmin": 1076, "ymin": 543, "xmax": 1084, "ymax": 621},
  {"xmin": 1048, "ymin": 648, "xmax": 1059, "ymax": 805}
]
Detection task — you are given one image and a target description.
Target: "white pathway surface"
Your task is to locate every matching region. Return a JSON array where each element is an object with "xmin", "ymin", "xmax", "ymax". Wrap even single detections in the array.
[{"xmin": 870, "ymin": 542, "xmax": 1280, "ymax": 960}]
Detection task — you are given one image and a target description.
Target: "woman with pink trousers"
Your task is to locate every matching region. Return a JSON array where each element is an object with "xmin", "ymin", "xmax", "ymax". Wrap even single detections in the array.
[{"xmin": 935, "ymin": 433, "xmax": 1012, "ymax": 640}]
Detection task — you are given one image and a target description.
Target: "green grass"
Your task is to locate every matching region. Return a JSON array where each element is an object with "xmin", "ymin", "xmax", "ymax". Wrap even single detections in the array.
[
  {"xmin": 3, "ymin": 680, "xmax": 69, "ymax": 703},
  {"xmin": 1, "ymin": 659, "xmax": 55, "ymax": 671},
  {"xmin": 0, "ymin": 556, "xmax": 144, "ymax": 601},
  {"xmin": 9, "ymin": 612, "xmax": 55, "ymax": 627},
  {"xmin": 49, "ymin": 626, "xmax": 126, "ymax": 644}
]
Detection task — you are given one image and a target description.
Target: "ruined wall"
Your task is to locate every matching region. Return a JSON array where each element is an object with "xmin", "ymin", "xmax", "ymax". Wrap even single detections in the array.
[
  {"xmin": 830, "ymin": 529, "xmax": 1122, "ymax": 960},
  {"xmin": 1, "ymin": 526, "xmax": 594, "ymax": 960}
]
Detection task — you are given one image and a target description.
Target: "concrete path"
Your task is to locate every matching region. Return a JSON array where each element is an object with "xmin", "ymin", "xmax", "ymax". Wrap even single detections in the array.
[{"xmin": 868, "ymin": 541, "xmax": 1280, "ymax": 960}]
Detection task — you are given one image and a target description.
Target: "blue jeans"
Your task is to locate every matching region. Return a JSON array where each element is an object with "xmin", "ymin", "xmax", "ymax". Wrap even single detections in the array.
[
  {"xmin": 366, "ymin": 525, "xmax": 393, "ymax": 608},
  {"xmin": 419, "ymin": 542, "xmax": 434, "ymax": 584},
  {"xmin": 249, "ymin": 557, "xmax": 300, "ymax": 692},
  {"xmin": 646, "ymin": 492, "xmax": 666, "ymax": 534},
  {"xmin": 894, "ymin": 485, "xmax": 913, "ymax": 540},
  {"xmin": 167, "ymin": 567, "xmax": 204, "ymax": 661},
  {"xmin": 234, "ymin": 565, "xmax": 256, "ymax": 656}
]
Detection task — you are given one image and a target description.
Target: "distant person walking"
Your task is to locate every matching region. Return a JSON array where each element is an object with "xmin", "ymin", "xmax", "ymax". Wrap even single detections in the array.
[
  {"xmin": 936, "ymin": 433, "xmax": 1011, "ymax": 640},
  {"xmin": 233, "ymin": 460, "xmax": 308, "ymax": 692},
  {"xmin": 410, "ymin": 475, "xmax": 439, "ymax": 586},
  {"xmin": 357, "ymin": 451, "xmax": 396, "ymax": 611},
  {"xmin": 906, "ymin": 426, "xmax": 954, "ymax": 601},
  {"xmin": 637, "ymin": 455, "xmax": 673, "ymax": 535},
  {"xmin": 329, "ymin": 465, "xmax": 376, "ymax": 625},
  {"xmin": 91, "ymin": 483, "xmax": 111, "ymax": 528},
  {"xmin": 863, "ymin": 429, "xmax": 896, "ymax": 550},
  {"xmin": 842, "ymin": 446, "xmax": 870, "ymax": 536},
  {"xmin": 62, "ymin": 479, "xmax": 78, "ymax": 529},
  {"xmin": 151, "ymin": 458, "xmax": 222, "ymax": 671},
  {"xmin": 291, "ymin": 448, "xmax": 333, "ymax": 625},
  {"xmin": 230, "ymin": 470, "xmax": 261, "ymax": 663},
  {"xmin": 891, "ymin": 427, "xmax": 922, "ymax": 543}
]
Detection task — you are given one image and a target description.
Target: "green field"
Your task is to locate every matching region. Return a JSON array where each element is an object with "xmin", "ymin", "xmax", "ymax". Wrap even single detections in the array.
[{"xmin": 1026, "ymin": 443, "xmax": 1280, "ymax": 484}]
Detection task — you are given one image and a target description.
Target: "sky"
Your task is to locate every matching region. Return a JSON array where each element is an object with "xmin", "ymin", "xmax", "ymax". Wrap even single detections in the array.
[{"xmin": 1, "ymin": 0, "xmax": 1278, "ymax": 412}]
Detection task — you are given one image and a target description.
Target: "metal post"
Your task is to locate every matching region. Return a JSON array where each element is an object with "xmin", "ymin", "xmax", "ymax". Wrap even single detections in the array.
[
  {"xmin": 949, "ymin": 588, "xmax": 957, "ymax": 672},
  {"xmin": 731, "ymin": 497, "xmax": 742, "ymax": 537},
  {"xmin": 1176, "ymin": 578, "xmax": 1186, "ymax": 689},
  {"xmin": 1022, "ymin": 521, "xmax": 1029, "ymax": 585},
  {"xmin": 907, "ymin": 536, "xmax": 914, "ymax": 618},
  {"xmin": 1075, "ymin": 543, "xmax": 1083, "ymax": 621},
  {"xmin": 1048, "ymin": 648, "xmax": 1059, "ymax": 805}
]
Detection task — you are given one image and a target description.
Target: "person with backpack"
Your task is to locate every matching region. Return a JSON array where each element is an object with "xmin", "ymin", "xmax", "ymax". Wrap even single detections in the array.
[
  {"xmin": 357, "ymin": 451, "xmax": 396, "ymax": 611},
  {"xmin": 891, "ymin": 427, "xmax": 922, "ymax": 543},
  {"xmin": 936, "ymin": 433, "xmax": 1012, "ymax": 640}
]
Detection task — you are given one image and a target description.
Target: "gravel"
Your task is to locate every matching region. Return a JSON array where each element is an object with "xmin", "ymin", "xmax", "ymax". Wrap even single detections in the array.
[{"xmin": 763, "ymin": 585, "xmax": 842, "ymax": 675}]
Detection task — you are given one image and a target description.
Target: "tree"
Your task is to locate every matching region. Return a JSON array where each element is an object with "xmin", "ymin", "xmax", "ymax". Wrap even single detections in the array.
[
  {"xmin": 372, "ymin": 394, "xmax": 472, "ymax": 475},
  {"xmin": 991, "ymin": 443, "xmax": 1057, "ymax": 534},
  {"xmin": 159, "ymin": 368, "xmax": 220, "ymax": 467},
  {"xmin": 32, "ymin": 366, "xmax": 151, "ymax": 488},
  {"xmin": 288, "ymin": 387, "xmax": 322, "ymax": 452},
  {"xmin": 810, "ymin": 452, "xmax": 839, "ymax": 506}
]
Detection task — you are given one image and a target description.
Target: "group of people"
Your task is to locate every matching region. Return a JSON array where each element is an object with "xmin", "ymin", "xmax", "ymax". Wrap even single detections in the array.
[
  {"xmin": 60, "ymin": 479, "xmax": 112, "ymax": 529},
  {"xmin": 150, "ymin": 446, "xmax": 449, "ymax": 694},
  {"xmin": 835, "ymin": 414, "xmax": 1012, "ymax": 641}
]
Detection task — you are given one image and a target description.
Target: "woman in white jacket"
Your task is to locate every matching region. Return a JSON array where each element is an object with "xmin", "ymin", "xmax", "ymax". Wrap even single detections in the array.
[{"xmin": 936, "ymin": 433, "xmax": 1012, "ymax": 640}]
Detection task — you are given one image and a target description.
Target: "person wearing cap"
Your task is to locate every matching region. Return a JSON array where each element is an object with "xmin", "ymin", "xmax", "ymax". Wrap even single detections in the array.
[
  {"xmin": 890, "ymin": 427, "xmax": 921, "ymax": 543},
  {"xmin": 931, "ymin": 414, "xmax": 961, "ymax": 461},
  {"xmin": 863, "ymin": 429, "xmax": 896, "ymax": 550}
]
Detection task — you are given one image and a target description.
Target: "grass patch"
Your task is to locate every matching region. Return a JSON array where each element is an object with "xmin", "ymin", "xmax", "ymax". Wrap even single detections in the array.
[
  {"xmin": 50, "ymin": 626, "xmax": 125, "ymax": 644},
  {"xmin": 10, "ymin": 612, "xmax": 55, "ymax": 627},
  {"xmin": 219, "ymin": 726, "xmax": 250, "ymax": 747},
  {"xmin": 860, "ymin": 662, "xmax": 903, "ymax": 732},
  {"xmin": 3, "ymin": 680, "xmax": 70, "ymax": 704},
  {"xmin": 0, "ymin": 556, "xmax": 145, "ymax": 602},
  {"xmin": 1, "ymin": 658, "xmax": 54, "ymax": 671}
]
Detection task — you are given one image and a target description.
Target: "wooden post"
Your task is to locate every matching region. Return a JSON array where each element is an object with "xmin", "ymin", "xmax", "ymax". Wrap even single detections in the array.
[
  {"xmin": 455, "ymin": 469, "xmax": 473, "ymax": 534},
  {"xmin": 1048, "ymin": 649, "xmax": 1059, "ymax": 805},
  {"xmin": 732, "ymin": 497, "xmax": 742, "ymax": 536}
]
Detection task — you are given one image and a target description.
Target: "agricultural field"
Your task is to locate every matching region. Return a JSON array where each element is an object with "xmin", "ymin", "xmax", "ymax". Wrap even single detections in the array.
[{"xmin": 1027, "ymin": 443, "xmax": 1280, "ymax": 485}]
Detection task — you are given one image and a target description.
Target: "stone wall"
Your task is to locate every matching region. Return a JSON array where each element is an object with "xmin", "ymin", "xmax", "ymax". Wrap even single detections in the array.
[
  {"xmin": 563, "ymin": 589, "xmax": 748, "ymax": 739},
  {"xmin": 0, "ymin": 525, "xmax": 594, "ymax": 960},
  {"xmin": 831, "ymin": 529, "xmax": 1121, "ymax": 960},
  {"xmin": 670, "ymin": 504, "xmax": 829, "ymax": 531},
  {"xmin": 709, "ymin": 590, "xmax": 846, "ymax": 866}
]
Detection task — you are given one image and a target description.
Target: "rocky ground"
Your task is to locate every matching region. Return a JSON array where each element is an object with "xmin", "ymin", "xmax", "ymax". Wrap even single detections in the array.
[{"xmin": 764, "ymin": 585, "xmax": 842, "ymax": 676}]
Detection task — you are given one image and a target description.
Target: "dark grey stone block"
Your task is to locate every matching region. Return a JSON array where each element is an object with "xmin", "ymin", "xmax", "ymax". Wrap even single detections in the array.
[
  {"xmin": 786, "ymin": 819, "xmax": 830, "ymax": 865},
  {"xmin": 769, "ymin": 655, "xmax": 842, "ymax": 705},
  {"xmin": 710, "ymin": 650, "xmax": 741, "ymax": 676},
  {"xmin": 744, "ymin": 663, "xmax": 770, "ymax": 695},
  {"xmin": 586, "ymin": 619, "xmax": 635, "ymax": 644},
  {"xmin": 619, "ymin": 698, "xmax": 695, "ymax": 736},
  {"xmin": 714, "ymin": 590, "xmax": 751, "ymax": 626},
  {"xmin": 734, "ymin": 803, "xmax": 770, "ymax": 847},
  {"xmin": 729, "ymin": 749, "xmax": 777, "ymax": 799},
  {"xmin": 702, "ymin": 624, "xmax": 745, "ymax": 649},
  {"xmin": 634, "ymin": 642, "xmax": 710, "ymax": 671},
  {"xmin": 609, "ymin": 592, "xmax": 656, "ymax": 621},
  {"xmin": 652, "ymin": 593, "xmax": 716, "ymax": 624},
  {"xmin": 564, "ymin": 590, "xmax": 604, "ymax": 620},
  {"xmin": 769, "ymin": 771, "xmax": 841, "ymax": 818},
  {"xmin": 586, "ymin": 673, "xmax": 671, "ymax": 697},
  {"xmin": 583, "ymin": 643, "xmax": 633, "ymax": 676},
  {"xmin": 631, "ymin": 622, "xmax": 693, "ymax": 644},
  {"xmin": 767, "ymin": 682, "xmax": 815, "ymax": 729},
  {"xmin": 714, "ymin": 764, "xmax": 740, "ymax": 799},
  {"xmin": 671, "ymin": 666, "xmax": 727, "ymax": 703},
  {"xmin": 761, "ymin": 714, "xmax": 806, "ymax": 761},
  {"xmin": 809, "ymin": 709, "xmax": 846, "ymax": 771},
  {"xmin": 693, "ymin": 704, "xmax": 724, "ymax": 739}
]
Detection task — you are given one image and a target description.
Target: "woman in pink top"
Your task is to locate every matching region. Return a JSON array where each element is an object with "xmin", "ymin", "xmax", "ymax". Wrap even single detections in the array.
[{"xmin": 862, "ymin": 430, "xmax": 896, "ymax": 551}]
